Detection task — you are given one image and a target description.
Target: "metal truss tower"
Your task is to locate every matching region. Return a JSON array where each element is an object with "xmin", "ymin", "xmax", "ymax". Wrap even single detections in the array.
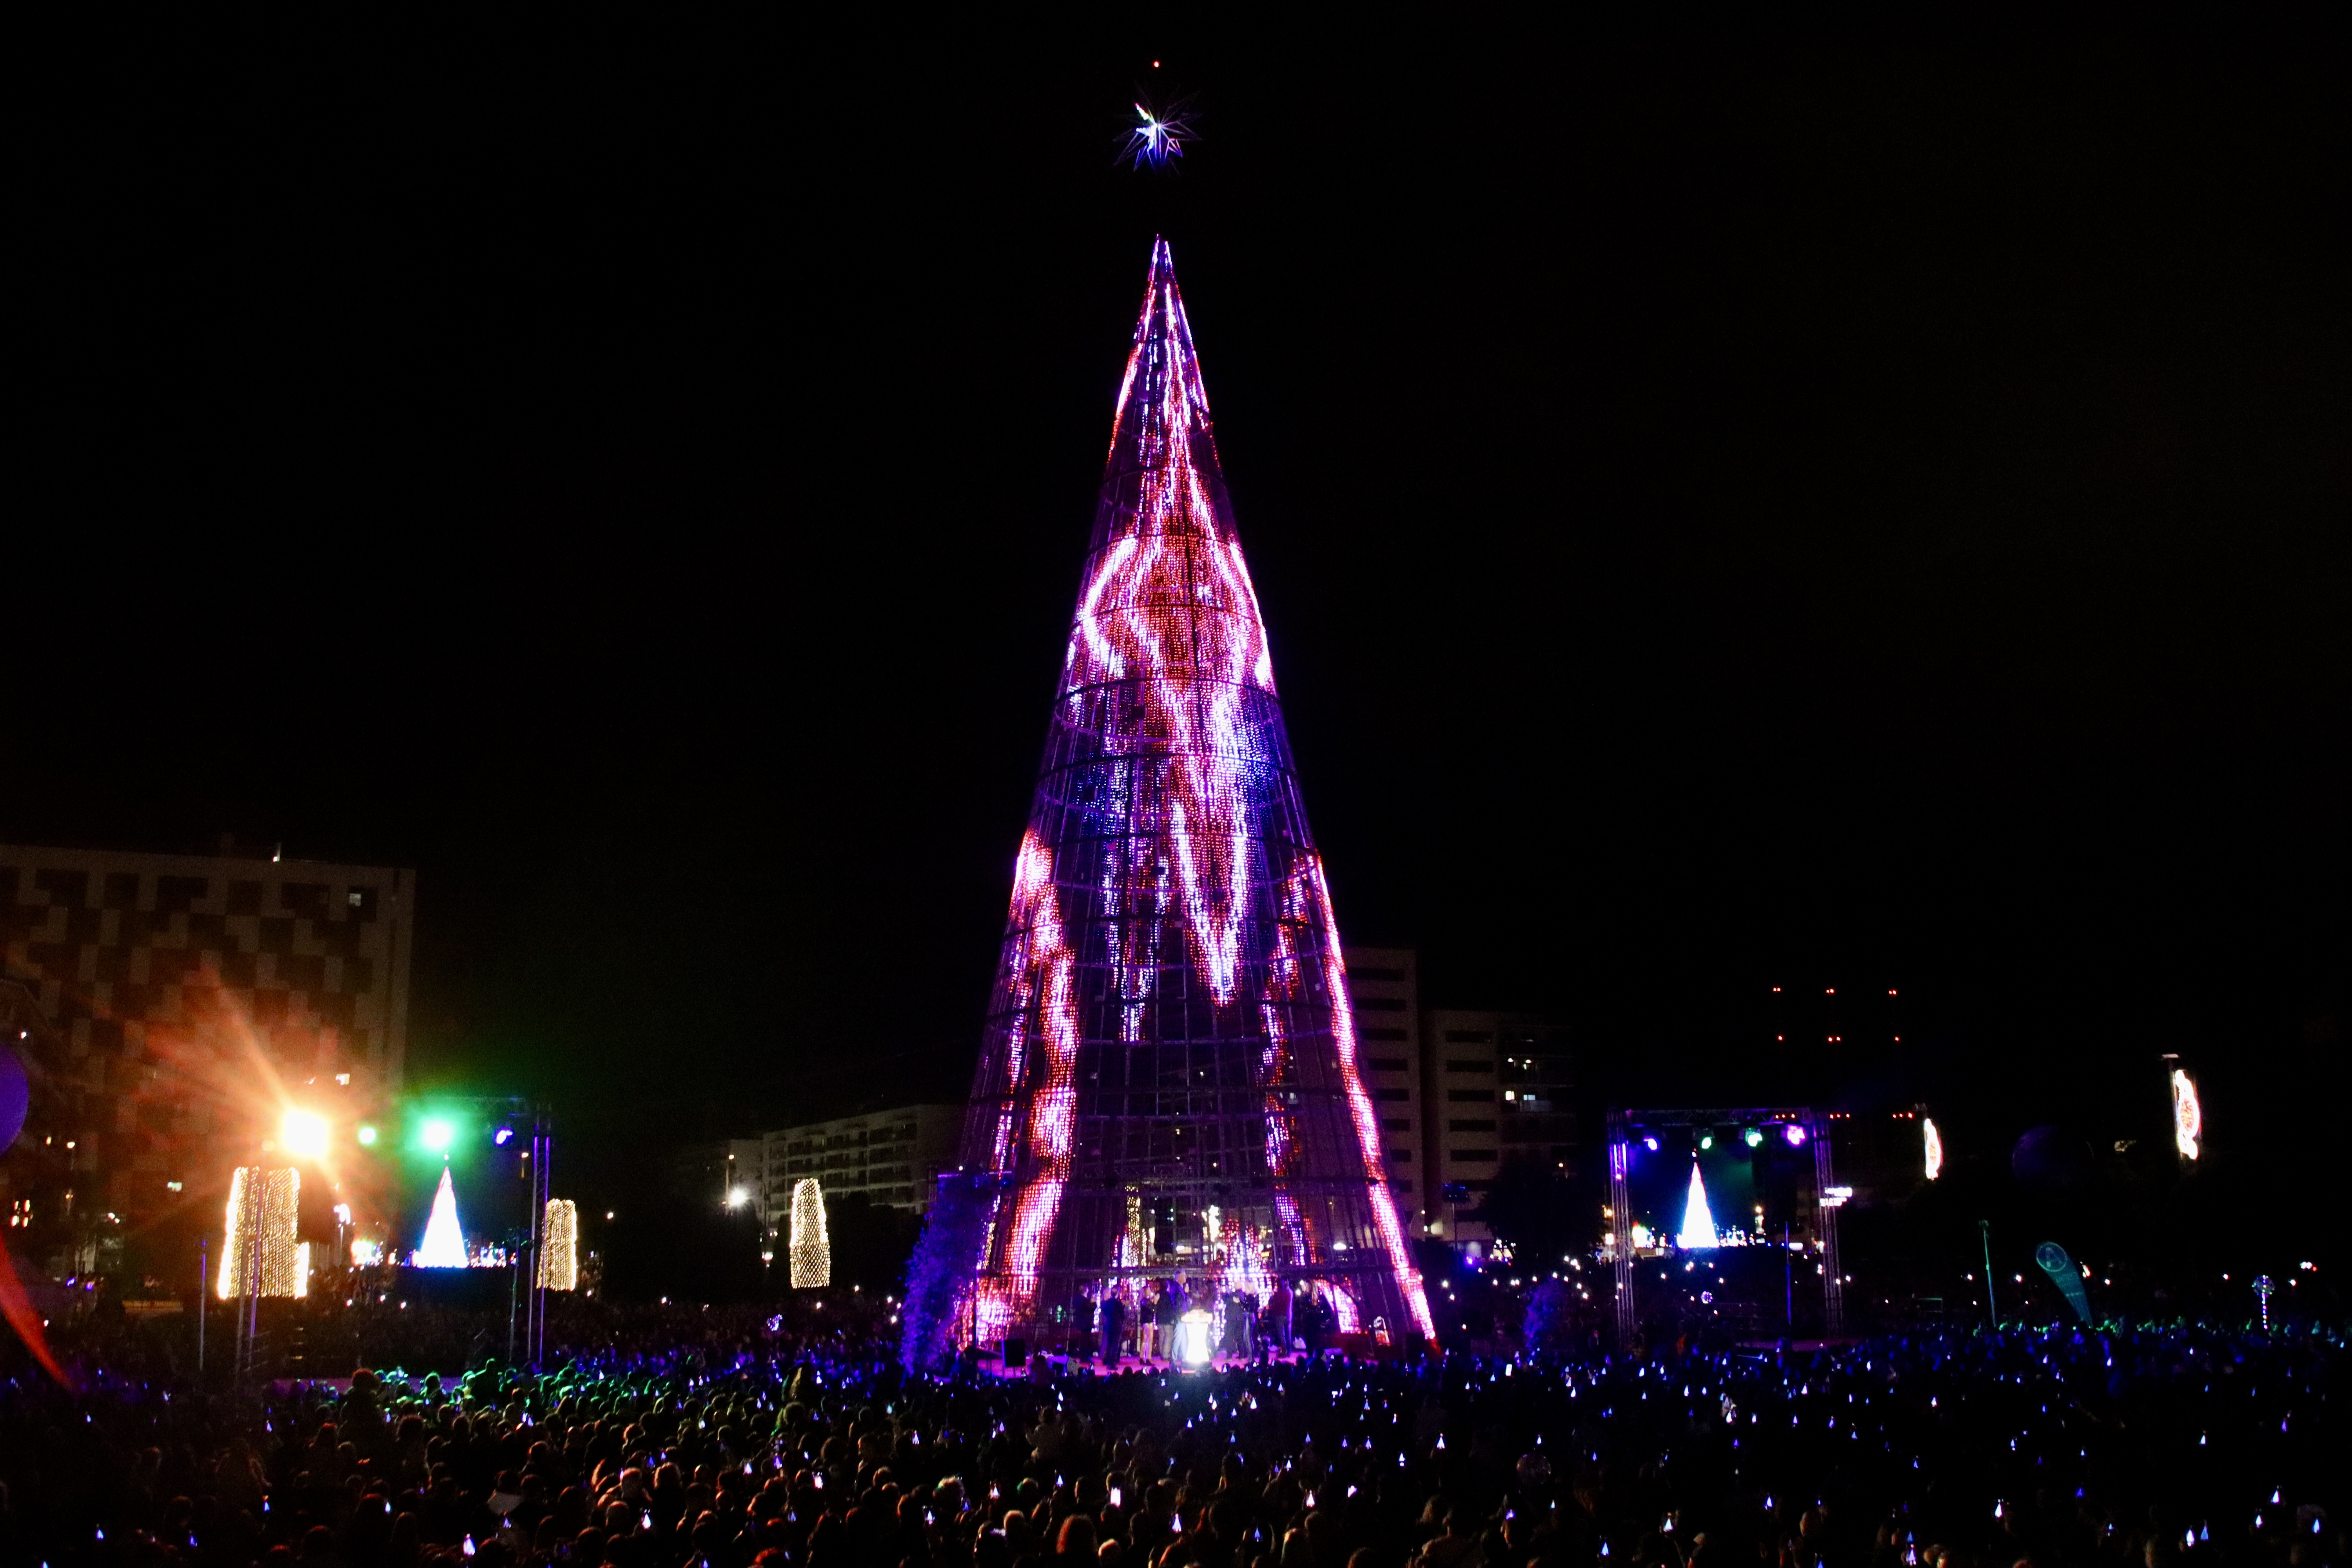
[
  {"xmin": 1606, "ymin": 1107, "xmax": 1844, "ymax": 1345},
  {"xmin": 953, "ymin": 239, "xmax": 1434, "ymax": 1352}
]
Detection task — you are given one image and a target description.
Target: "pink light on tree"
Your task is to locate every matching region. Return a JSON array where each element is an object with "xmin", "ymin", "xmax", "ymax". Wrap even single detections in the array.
[{"xmin": 939, "ymin": 240, "xmax": 1434, "ymax": 1351}]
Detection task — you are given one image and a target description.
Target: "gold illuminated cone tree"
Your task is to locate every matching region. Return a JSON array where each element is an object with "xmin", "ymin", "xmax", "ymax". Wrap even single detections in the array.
[
  {"xmin": 949, "ymin": 239, "xmax": 1434, "ymax": 1351},
  {"xmin": 217, "ymin": 1166, "xmax": 306, "ymax": 1298},
  {"xmin": 539, "ymin": 1199, "xmax": 579, "ymax": 1290},
  {"xmin": 790, "ymin": 1179, "xmax": 831, "ymax": 1289}
]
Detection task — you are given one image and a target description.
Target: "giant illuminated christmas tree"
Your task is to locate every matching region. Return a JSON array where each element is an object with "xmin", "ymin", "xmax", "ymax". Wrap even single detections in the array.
[{"xmin": 950, "ymin": 239, "xmax": 1434, "ymax": 1352}]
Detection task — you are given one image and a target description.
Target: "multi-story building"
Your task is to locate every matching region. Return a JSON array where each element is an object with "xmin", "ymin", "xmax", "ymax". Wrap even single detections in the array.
[
  {"xmin": 1333, "ymin": 947, "xmax": 1577, "ymax": 1254},
  {"xmin": 762, "ymin": 1104, "xmax": 962, "ymax": 1217},
  {"xmin": 1424, "ymin": 1009, "xmax": 1502, "ymax": 1246},
  {"xmin": 0, "ymin": 842, "xmax": 416, "ymax": 1272},
  {"xmin": 1420, "ymin": 1007, "xmax": 1574, "ymax": 1254},
  {"xmin": 1342, "ymin": 947, "xmax": 1425, "ymax": 1226},
  {"xmin": 1496, "ymin": 1013, "xmax": 1576, "ymax": 1183}
]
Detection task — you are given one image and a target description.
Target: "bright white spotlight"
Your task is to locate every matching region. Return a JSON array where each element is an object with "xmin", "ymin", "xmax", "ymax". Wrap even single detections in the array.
[
  {"xmin": 1922, "ymin": 1116, "xmax": 1944, "ymax": 1180},
  {"xmin": 1175, "ymin": 1308, "xmax": 1215, "ymax": 1366},
  {"xmin": 726, "ymin": 1186, "xmax": 750, "ymax": 1210},
  {"xmin": 281, "ymin": 1109, "xmax": 329, "ymax": 1160}
]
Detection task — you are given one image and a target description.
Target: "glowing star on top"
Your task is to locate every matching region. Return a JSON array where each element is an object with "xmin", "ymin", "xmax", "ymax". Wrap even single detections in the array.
[
  {"xmin": 1677, "ymin": 1158, "xmax": 1722, "ymax": 1250},
  {"xmin": 412, "ymin": 1166, "xmax": 468, "ymax": 1269},
  {"xmin": 938, "ymin": 239, "xmax": 1433, "ymax": 1358},
  {"xmin": 1120, "ymin": 98, "xmax": 1194, "ymax": 169}
]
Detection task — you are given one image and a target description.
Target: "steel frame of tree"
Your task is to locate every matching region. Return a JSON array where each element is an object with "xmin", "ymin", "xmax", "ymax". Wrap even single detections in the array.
[{"xmin": 953, "ymin": 240, "xmax": 1435, "ymax": 1351}]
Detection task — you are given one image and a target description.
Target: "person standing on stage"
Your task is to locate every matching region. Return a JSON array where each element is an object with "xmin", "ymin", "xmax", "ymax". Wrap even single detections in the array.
[
  {"xmin": 1154, "ymin": 1278, "xmax": 1181, "ymax": 1362},
  {"xmin": 1098, "ymin": 1292, "xmax": 1124, "ymax": 1365},
  {"xmin": 1262, "ymin": 1279, "xmax": 1294, "ymax": 1360}
]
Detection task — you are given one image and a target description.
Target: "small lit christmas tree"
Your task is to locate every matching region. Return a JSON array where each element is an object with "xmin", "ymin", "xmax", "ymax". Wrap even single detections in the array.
[
  {"xmin": 413, "ymin": 1165, "xmax": 468, "ymax": 1268},
  {"xmin": 1677, "ymin": 1159, "xmax": 1721, "ymax": 1250}
]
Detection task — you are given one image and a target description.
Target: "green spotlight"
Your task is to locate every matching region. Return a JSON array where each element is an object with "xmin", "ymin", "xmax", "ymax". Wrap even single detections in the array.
[
  {"xmin": 356, "ymin": 1125, "xmax": 379, "ymax": 1146},
  {"xmin": 421, "ymin": 1119, "xmax": 454, "ymax": 1152},
  {"xmin": 1743, "ymin": 1127, "xmax": 1764, "ymax": 1148},
  {"xmin": 1699, "ymin": 1133, "xmax": 1715, "ymax": 1151}
]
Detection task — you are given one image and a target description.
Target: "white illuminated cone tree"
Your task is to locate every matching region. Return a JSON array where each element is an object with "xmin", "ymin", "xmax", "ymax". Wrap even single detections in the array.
[
  {"xmin": 414, "ymin": 1165, "xmax": 468, "ymax": 1268},
  {"xmin": 1677, "ymin": 1159, "xmax": 1721, "ymax": 1251}
]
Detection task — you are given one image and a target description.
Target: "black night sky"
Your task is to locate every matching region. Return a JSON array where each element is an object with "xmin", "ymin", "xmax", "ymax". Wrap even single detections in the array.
[{"xmin": 11, "ymin": 24, "xmax": 2346, "ymax": 1223}]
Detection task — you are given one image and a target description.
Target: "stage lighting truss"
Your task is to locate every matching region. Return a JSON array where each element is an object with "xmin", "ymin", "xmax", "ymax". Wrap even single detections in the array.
[{"xmin": 1604, "ymin": 1107, "xmax": 1844, "ymax": 1339}]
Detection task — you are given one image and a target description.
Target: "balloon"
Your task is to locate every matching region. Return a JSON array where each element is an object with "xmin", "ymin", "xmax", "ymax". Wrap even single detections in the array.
[
  {"xmin": 0, "ymin": 1044, "xmax": 25, "ymax": 1154},
  {"xmin": 2010, "ymin": 1125, "xmax": 2091, "ymax": 1193}
]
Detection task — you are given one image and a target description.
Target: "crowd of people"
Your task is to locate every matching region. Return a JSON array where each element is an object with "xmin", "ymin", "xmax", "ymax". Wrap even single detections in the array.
[{"xmin": 0, "ymin": 1298, "xmax": 2339, "ymax": 1568}]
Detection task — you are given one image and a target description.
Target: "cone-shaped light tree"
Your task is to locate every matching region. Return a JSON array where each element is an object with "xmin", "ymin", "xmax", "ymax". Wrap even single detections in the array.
[
  {"xmin": 414, "ymin": 1166, "xmax": 468, "ymax": 1269},
  {"xmin": 949, "ymin": 239, "xmax": 1434, "ymax": 1351},
  {"xmin": 1677, "ymin": 1160, "xmax": 1721, "ymax": 1251}
]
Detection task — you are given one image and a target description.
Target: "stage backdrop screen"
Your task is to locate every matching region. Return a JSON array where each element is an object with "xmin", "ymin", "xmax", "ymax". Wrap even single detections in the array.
[{"xmin": 1624, "ymin": 1130, "xmax": 1816, "ymax": 1247}]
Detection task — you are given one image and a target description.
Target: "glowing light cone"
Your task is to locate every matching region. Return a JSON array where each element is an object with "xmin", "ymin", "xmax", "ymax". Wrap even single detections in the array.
[
  {"xmin": 1677, "ymin": 1159, "xmax": 1721, "ymax": 1250},
  {"xmin": 789, "ymin": 1179, "xmax": 830, "ymax": 1289},
  {"xmin": 934, "ymin": 239, "xmax": 1434, "ymax": 1352},
  {"xmin": 413, "ymin": 1166, "xmax": 468, "ymax": 1268}
]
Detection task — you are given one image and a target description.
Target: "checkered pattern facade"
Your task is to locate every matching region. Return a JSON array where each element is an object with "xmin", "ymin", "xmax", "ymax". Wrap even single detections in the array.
[{"xmin": 0, "ymin": 843, "xmax": 414, "ymax": 1226}]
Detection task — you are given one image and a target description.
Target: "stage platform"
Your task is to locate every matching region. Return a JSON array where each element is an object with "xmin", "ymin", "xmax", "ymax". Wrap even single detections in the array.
[
  {"xmin": 975, "ymin": 1351, "xmax": 1309, "ymax": 1379},
  {"xmin": 976, "ymin": 1335, "xmax": 1430, "ymax": 1379}
]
